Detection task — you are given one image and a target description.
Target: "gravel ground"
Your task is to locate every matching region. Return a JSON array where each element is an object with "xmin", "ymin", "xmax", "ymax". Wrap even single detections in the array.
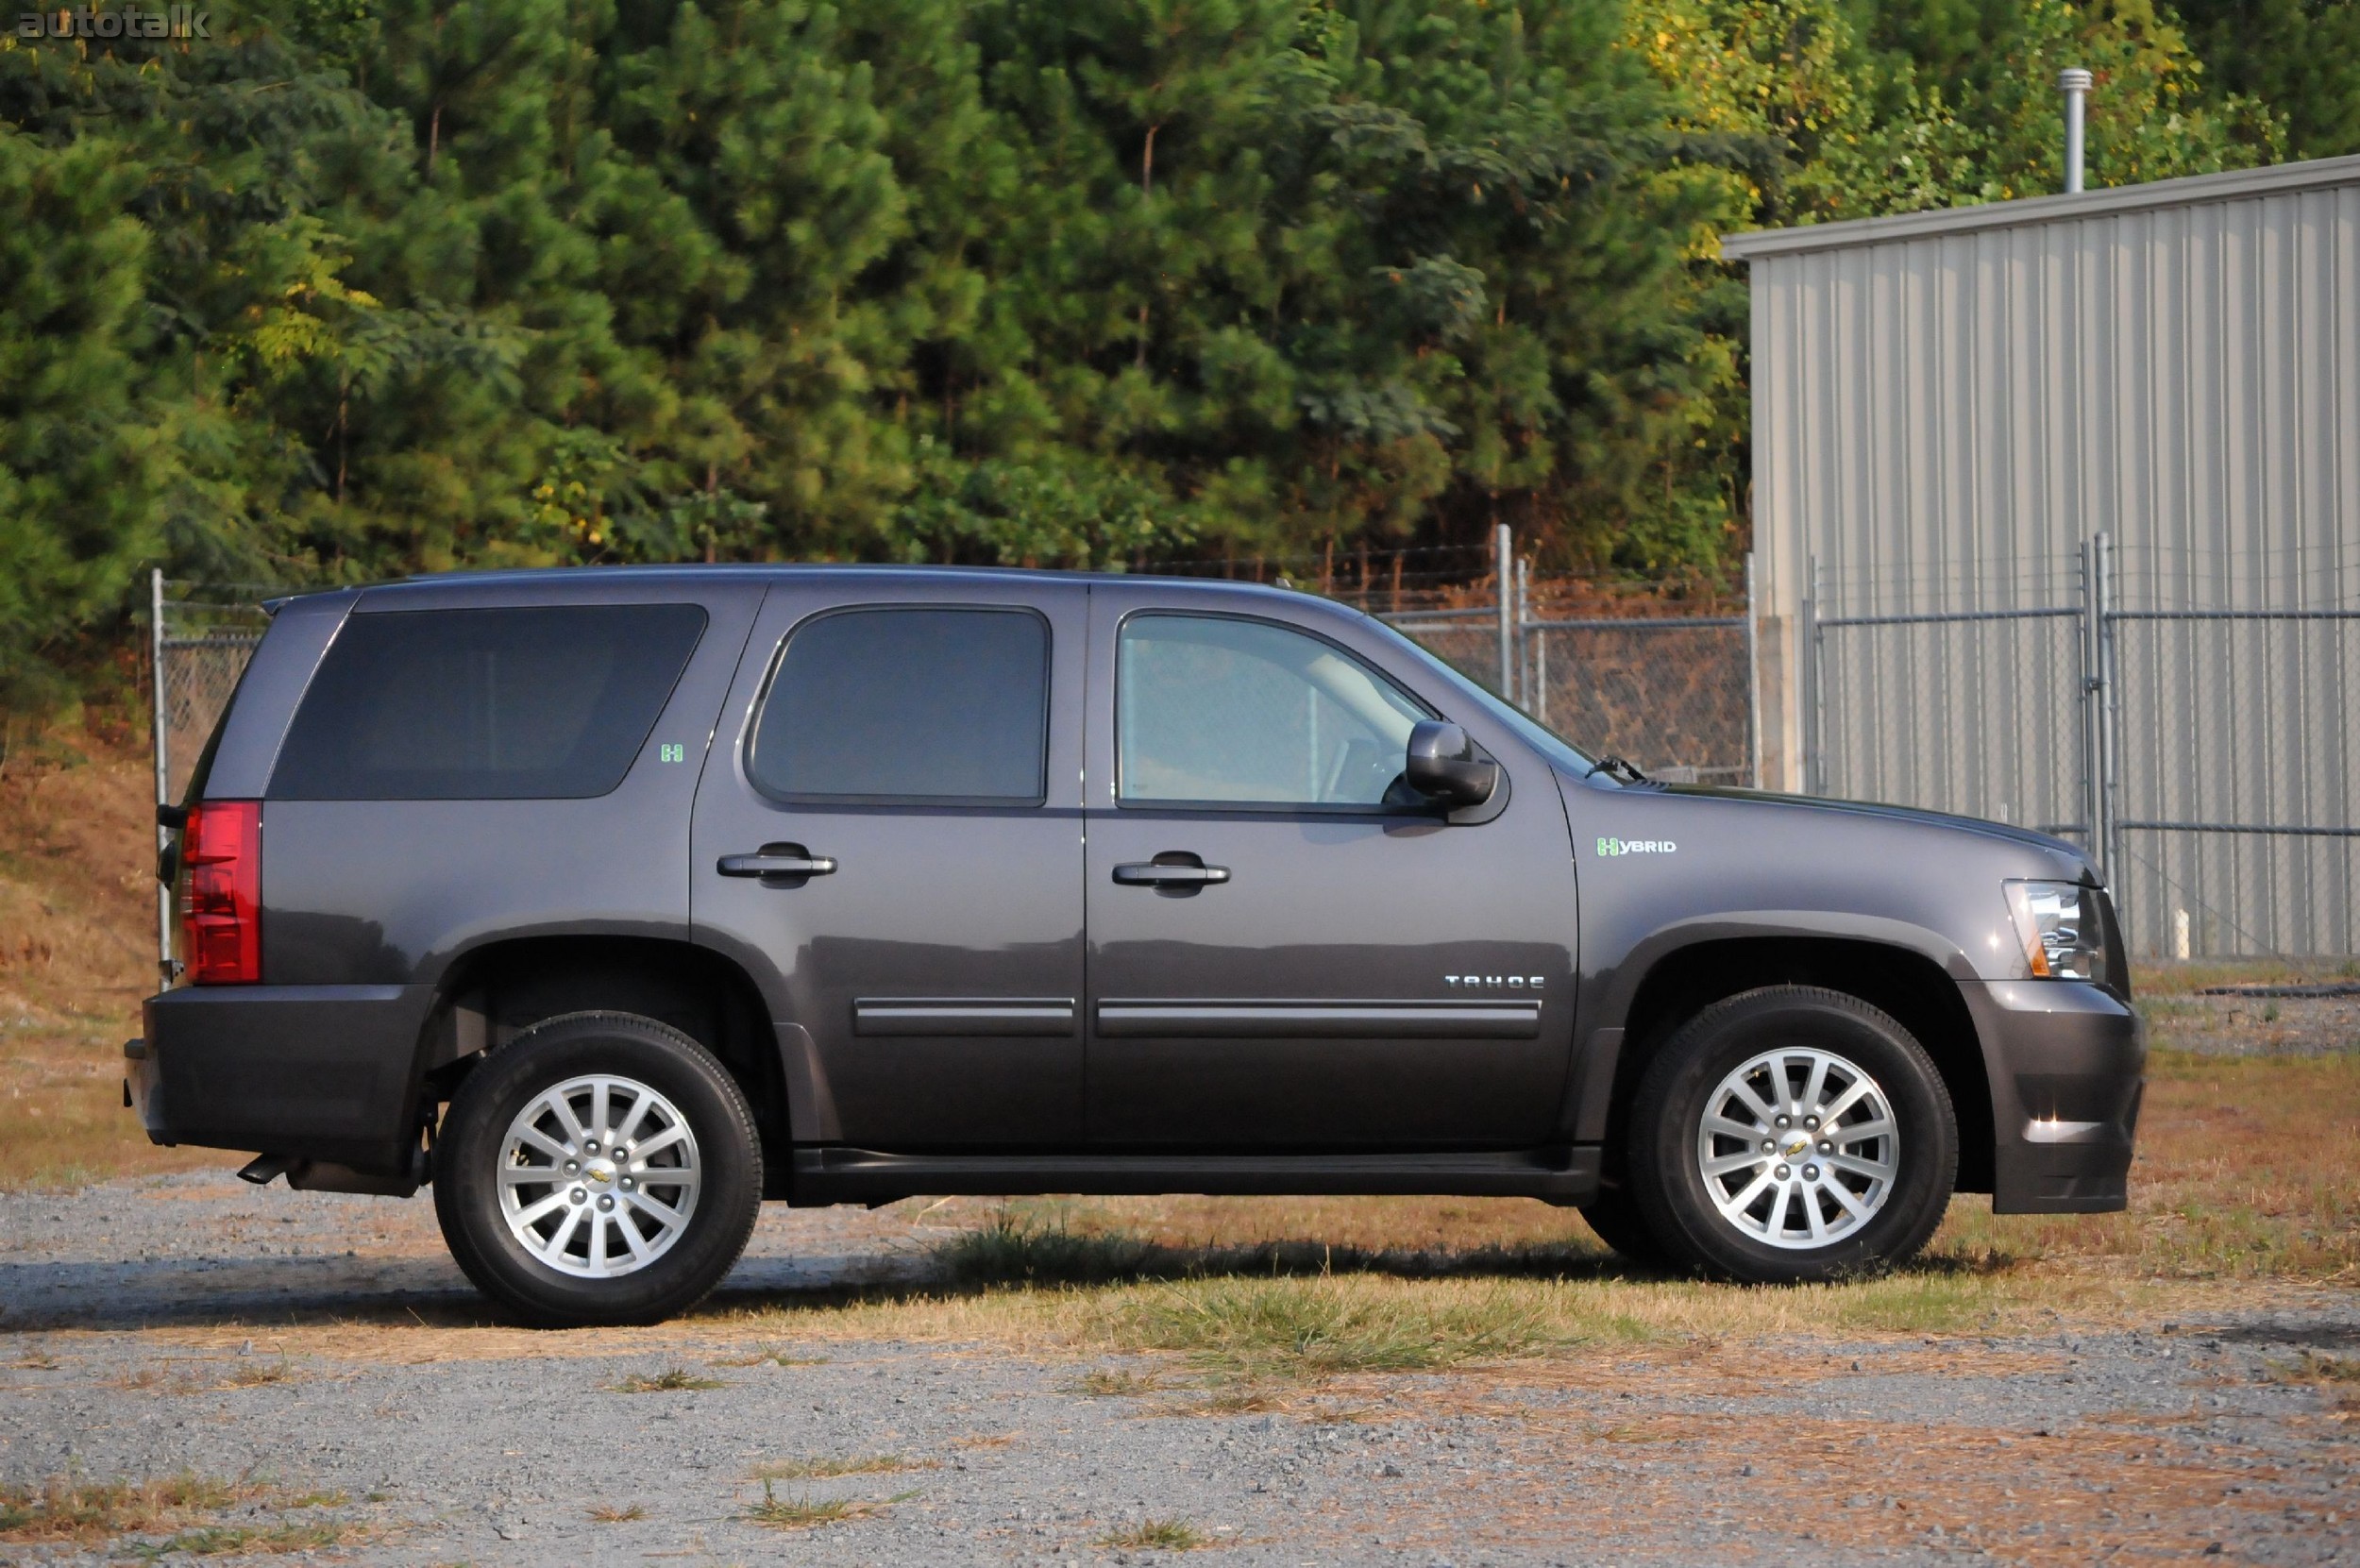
[{"xmin": 2, "ymin": 1173, "xmax": 2355, "ymax": 1565}]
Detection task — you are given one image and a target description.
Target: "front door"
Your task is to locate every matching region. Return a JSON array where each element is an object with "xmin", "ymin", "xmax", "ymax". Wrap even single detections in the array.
[
  {"xmin": 1082, "ymin": 587, "xmax": 1578, "ymax": 1150},
  {"xmin": 692, "ymin": 576, "xmax": 1086, "ymax": 1150}
]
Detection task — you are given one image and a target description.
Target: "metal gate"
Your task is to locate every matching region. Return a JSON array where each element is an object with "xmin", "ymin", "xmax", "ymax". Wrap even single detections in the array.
[{"xmin": 1808, "ymin": 538, "xmax": 2360, "ymax": 957}]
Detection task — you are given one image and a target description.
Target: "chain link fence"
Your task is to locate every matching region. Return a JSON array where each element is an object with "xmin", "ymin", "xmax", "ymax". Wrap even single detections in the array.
[
  {"xmin": 147, "ymin": 574, "xmax": 275, "ymax": 805},
  {"xmin": 1178, "ymin": 534, "xmax": 1758, "ymax": 784},
  {"xmin": 1809, "ymin": 541, "xmax": 2360, "ymax": 958}
]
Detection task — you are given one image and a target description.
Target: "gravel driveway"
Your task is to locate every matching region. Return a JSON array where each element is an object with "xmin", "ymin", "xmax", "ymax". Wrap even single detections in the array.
[{"xmin": 2, "ymin": 1172, "xmax": 2354, "ymax": 1565}]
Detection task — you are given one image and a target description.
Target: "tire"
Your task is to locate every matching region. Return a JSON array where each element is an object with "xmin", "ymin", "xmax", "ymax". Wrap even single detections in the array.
[
  {"xmin": 1577, "ymin": 1182, "xmax": 1669, "ymax": 1268},
  {"xmin": 432, "ymin": 1011, "xmax": 763, "ymax": 1327},
  {"xmin": 1627, "ymin": 986, "xmax": 1956, "ymax": 1285}
]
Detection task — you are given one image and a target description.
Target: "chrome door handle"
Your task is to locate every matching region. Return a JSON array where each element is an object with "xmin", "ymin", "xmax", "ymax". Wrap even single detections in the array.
[
  {"xmin": 717, "ymin": 850, "xmax": 837, "ymax": 878},
  {"xmin": 1112, "ymin": 859, "xmax": 1230, "ymax": 887}
]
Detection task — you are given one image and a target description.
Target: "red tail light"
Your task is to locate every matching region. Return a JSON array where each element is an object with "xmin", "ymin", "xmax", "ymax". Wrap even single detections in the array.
[{"xmin": 182, "ymin": 800, "xmax": 261, "ymax": 985}]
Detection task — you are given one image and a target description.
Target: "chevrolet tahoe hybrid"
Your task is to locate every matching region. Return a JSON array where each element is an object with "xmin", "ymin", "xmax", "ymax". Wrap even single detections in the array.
[{"xmin": 131, "ymin": 567, "xmax": 2143, "ymax": 1325}]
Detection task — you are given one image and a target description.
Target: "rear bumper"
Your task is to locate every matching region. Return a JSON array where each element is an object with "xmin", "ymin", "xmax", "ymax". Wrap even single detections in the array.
[
  {"xmin": 1961, "ymin": 979, "xmax": 2145, "ymax": 1213},
  {"xmin": 132, "ymin": 984, "xmax": 434, "ymax": 1176}
]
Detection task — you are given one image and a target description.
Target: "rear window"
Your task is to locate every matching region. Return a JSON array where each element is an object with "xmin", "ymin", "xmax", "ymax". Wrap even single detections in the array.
[
  {"xmin": 267, "ymin": 604, "xmax": 707, "ymax": 801},
  {"xmin": 748, "ymin": 607, "xmax": 1048, "ymax": 803}
]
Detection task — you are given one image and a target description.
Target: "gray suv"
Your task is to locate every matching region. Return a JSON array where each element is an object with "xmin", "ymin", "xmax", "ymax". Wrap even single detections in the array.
[{"xmin": 132, "ymin": 567, "xmax": 2142, "ymax": 1324}]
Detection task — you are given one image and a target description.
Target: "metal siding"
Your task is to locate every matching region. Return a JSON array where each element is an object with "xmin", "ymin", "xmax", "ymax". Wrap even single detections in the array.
[{"xmin": 1745, "ymin": 163, "xmax": 2360, "ymax": 953}]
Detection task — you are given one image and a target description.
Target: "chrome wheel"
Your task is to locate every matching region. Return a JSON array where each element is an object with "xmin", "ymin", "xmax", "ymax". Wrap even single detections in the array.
[
  {"xmin": 497, "ymin": 1074, "xmax": 701, "ymax": 1279},
  {"xmin": 1694, "ymin": 1046, "xmax": 1898, "ymax": 1250}
]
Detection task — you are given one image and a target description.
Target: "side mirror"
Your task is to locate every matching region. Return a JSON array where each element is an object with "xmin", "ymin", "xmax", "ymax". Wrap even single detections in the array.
[{"xmin": 1405, "ymin": 720, "xmax": 1498, "ymax": 810}]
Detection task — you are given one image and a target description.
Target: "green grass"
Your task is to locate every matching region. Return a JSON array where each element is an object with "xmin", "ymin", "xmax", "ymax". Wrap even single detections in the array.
[
  {"xmin": 610, "ymin": 1367, "xmax": 728, "ymax": 1393},
  {"xmin": 1098, "ymin": 1516, "xmax": 1210, "ymax": 1550},
  {"xmin": 1099, "ymin": 1275, "xmax": 1573, "ymax": 1379},
  {"xmin": 124, "ymin": 1519, "xmax": 358, "ymax": 1558},
  {"xmin": 742, "ymin": 1480, "xmax": 917, "ymax": 1531}
]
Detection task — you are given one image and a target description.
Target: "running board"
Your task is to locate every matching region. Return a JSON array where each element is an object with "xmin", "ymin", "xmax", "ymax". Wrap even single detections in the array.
[{"xmin": 786, "ymin": 1146, "xmax": 1600, "ymax": 1206}]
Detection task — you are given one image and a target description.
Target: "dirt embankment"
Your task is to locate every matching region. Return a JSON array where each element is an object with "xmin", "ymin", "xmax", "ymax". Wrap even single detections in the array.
[{"xmin": 0, "ymin": 721, "xmax": 208, "ymax": 1188}]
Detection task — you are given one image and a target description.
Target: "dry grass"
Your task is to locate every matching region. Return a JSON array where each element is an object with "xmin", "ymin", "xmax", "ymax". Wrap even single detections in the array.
[
  {"xmin": 747, "ymin": 1455, "xmax": 932, "ymax": 1481},
  {"xmin": 610, "ymin": 1366, "xmax": 728, "ymax": 1392},
  {"xmin": 1098, "ymin": 1516, "xmax": 1209, "ymax": 1550},
  {"xmin": 123, "ymin": 1518, "xmax": 362, "ymax": 1559},
  {"xmin": 587, "ymin": 1503, "xmax": 646, "ymax": 1523},
  {"xmin": 0, "ymin": 1471, "xmax": 357, "ymax": 1552},
  {"xmin": 710, "ymin": 1346, "xmax": 828, "ymax": 1368},
  {"xmin": 742, "ymin": 1479, "xmax": 912, "ymax": 1531}
]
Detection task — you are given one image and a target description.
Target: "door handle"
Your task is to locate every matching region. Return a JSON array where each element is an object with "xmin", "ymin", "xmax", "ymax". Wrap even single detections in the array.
[
  {"xmin": 717, "ymin": 848, "xmax": 837, "ymax": 879},
  {"xmin": 1112, "ymin": 857, "xmax": 1230, "ymax": 888}
]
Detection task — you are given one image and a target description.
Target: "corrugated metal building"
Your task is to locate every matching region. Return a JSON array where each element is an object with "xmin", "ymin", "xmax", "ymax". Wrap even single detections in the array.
[{"xmin": 1724, "ymin": 155, "xmax": 2360, "ymax": 955}]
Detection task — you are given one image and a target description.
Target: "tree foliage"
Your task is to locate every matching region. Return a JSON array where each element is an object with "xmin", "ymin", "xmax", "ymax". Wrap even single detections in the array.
[{"xmin": 0, "ymin": 0, "xmax": 2324, "ymax": 693}]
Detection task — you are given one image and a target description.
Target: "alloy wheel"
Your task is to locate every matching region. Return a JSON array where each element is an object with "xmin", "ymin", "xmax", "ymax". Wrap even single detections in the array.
[
  {"xmin": 497, "ymin": 1074, "xmax": 702, "ymax": 1278},
  {"xmin": 1694, "ymin": 1046, "xmax": 1898, "ymax": 1250}
]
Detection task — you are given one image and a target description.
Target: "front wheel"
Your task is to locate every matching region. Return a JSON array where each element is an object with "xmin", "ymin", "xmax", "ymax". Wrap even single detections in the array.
[
  {"xmin": 432, "ymin": 1011, "xmax": 763, "ymax": 1326},
  {"xmin": 1627, "ymin": 986, "xmax": 1956, "ymax": 1284}
]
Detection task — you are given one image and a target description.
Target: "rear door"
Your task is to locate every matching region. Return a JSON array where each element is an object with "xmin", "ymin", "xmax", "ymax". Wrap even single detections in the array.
[
  {"xmin": 692, "ymin": 575, "xmax": 1086, "ymax": 1151},
  {"xmin": 1082, "ymin": 585, "xmax": 1579, "ymax": 1150}
]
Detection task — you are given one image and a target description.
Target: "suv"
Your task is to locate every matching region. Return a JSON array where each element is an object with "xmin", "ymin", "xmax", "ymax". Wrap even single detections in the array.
[{"xmin": 132, "ymin": 567, "xmax": 2142, "ymax": 1324}]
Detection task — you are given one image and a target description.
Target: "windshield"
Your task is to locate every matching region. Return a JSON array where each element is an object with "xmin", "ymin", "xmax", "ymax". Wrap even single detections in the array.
[{"xmin": 1357, "ymin": 613, "xmax": 1600, "ymax": 776}]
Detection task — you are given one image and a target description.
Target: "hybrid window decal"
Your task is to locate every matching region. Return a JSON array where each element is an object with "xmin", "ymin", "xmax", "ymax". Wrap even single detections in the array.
[{"xmin": 748, "ymin": 605, "xmax": 1050, "ymax": 804}]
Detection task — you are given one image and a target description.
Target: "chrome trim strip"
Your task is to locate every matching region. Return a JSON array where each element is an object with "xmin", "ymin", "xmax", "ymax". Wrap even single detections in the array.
[
  {"xmin": 1095, "ymin": 999, "xmax": 1542, "ymax": 1039},
  {"xmin": 852, "ymin": 998, "xmax": 1079, "ymax": 1037}
]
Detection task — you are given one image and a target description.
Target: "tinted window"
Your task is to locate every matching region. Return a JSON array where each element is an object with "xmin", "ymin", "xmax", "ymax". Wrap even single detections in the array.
[
  {"xmin": 749, "ymin": 607, "xmax": 1049, "ymax": 802},
  {"xmin": 269, "ymin": 604, "xmax": 707, "ymax": 801},
  {"xmin": 1118, "ymin": 615, "xmax": 1426, "ymax": 806}
]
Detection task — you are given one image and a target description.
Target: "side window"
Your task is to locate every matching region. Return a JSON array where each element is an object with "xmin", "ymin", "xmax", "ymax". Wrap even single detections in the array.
[
  {"xmin": 748, "ymin": 607, "xmax": 1049, "ymax": 804},
  {"xmin": 268, "ymin": 604, "xmax": 707, "ymax": 801},
  {"xmin": 1118, "ymin": 615, "xmax": 1427, "ymax": 807}
]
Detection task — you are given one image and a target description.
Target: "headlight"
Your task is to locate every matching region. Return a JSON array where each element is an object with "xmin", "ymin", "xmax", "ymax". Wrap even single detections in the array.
[{"xmin": 2004, "ymin": 880, "xmax": 2107, "ymax": 983}]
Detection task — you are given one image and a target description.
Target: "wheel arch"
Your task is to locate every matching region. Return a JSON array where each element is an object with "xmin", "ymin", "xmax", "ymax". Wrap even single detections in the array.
[
  {"xmin": 1595, "ymin": 935, "xmax": 1995, "ymax": 1195},
  {"xmin": 414, "ymin": 935, "xmax": 791, "ymax": 1198}
]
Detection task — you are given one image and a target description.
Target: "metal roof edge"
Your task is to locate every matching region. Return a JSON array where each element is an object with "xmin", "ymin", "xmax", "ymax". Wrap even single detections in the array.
[{"xmin": 1717, "ymin": 153, "xmax": 2360, "ymax": 261}]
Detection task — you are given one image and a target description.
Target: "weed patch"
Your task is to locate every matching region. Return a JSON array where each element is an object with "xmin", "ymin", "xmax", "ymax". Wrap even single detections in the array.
[
  {"xmin": 0, "ymin": 1472, "xmax": 353, "ymax": 1550},
  {"xmin": 710, "ymin": 1346, "xmax": 827, "ymax": 1369},
  {"xmin": 1099, "ymin": 1275, "xmax": 1567, "ymax": 1379},
  {"xmin": 610, "ymin": 1367, "xmax": 727, "ymax": 1393},
  {"xmin": 124, "ymin": 1519, "xmax": 360, "ymax": 1558},
  {"xmin": 1099, "ymin": 1516, "xmax": 1208, "ymax": 1550},
  {"xmin": 587, "ymin": 1504, "xmax": 646, "ymax": 1523},
  {"xmin": 743, "ymin": 1480, "xmax": 913, "ymax": 1530},
  {"xmin": 748, "ymin": 1455, "xmax": 932, "ymax": 1481}
]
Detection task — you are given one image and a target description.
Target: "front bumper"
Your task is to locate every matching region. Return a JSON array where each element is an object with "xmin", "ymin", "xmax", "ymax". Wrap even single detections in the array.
[
  {"xmin": 1961, "ymin": 979, "xmax": 2145, "ymax": 1213},
  {"xmin": 131, "ymin": 984, "xmax": 436, "ymax": 1176}
]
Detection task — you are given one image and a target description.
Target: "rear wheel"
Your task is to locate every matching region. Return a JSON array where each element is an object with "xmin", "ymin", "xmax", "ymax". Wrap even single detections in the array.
[
  {"xmin": 433, "ymin": 1011, "xmax": 762, "ymax": 1326},
  {"xmin": 1627, "ymin": 986, "xmax": 1955, "ymax": 1284}
]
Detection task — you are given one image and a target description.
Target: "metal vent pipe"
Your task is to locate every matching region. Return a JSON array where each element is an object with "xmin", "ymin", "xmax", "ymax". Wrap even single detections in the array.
[{"xmin": 2060, "ymin": 67, "xmax": 2092, "ymax": 194}]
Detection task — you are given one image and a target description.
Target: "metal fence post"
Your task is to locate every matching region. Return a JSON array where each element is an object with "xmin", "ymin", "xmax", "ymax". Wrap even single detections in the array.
[
  {"xmin": 149, "ymin": 568, "xmax": 173, "ymax": 979},
  {"xmin": 1801, "ymin": 555, "xmax": 1821, "ymax": 795},
  {"xmin": 1745, "ymin": 550, "xmax": 1762, "ymax": 789},
  {"xmin": 1493, "ymin": 522, "xmax": 1515, "ymax": 704},
  {"xmin": 2115, "ymin": 535, "xmax": 2133, "ymax": 906}
]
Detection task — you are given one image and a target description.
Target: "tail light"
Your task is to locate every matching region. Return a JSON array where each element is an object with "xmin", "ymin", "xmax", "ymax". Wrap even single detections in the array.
[{"xmin": 182, "ymin": 800, "xmax": 261, "ymax": 985}]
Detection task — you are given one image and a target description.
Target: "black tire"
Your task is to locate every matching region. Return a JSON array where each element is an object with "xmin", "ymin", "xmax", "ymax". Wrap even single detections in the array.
[
  {"xmin": 1577, "ymin": 1182, "xmax": 1669, "ymax": 1268},
  {"xmin": 432, "ymin": 1011, "xmax": 763, "ymax": 1327},
  {"xmin": 1627, "ymin": 986, "xmax": 1956, "ymax": 1284}
]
